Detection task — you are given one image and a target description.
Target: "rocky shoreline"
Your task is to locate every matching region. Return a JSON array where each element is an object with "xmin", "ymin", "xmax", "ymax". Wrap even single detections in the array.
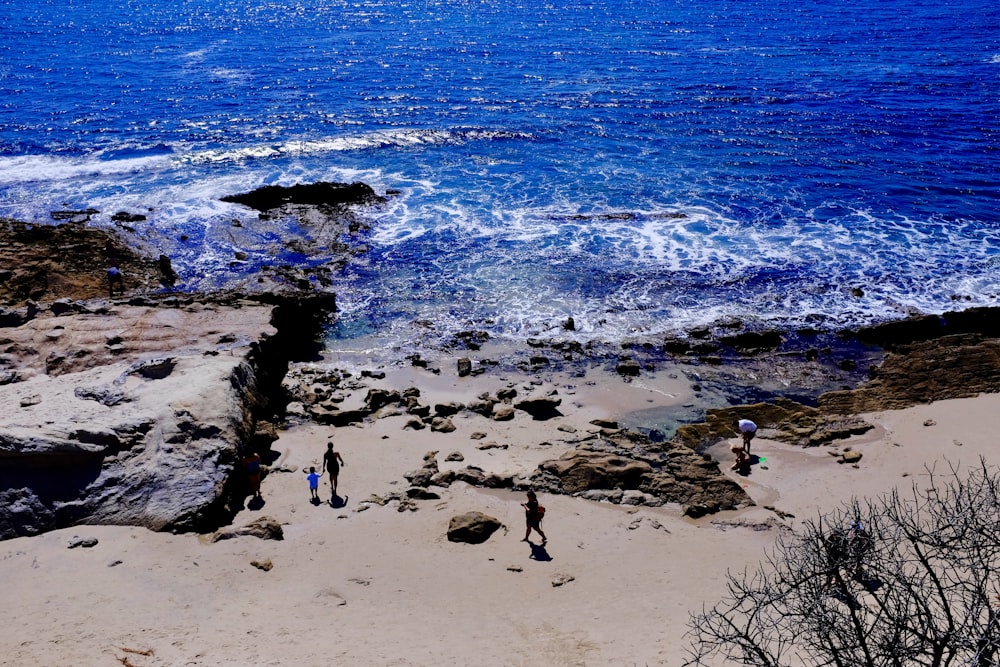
[{"xmin": 3, "ymin": 188, "xmax": 1000, "ymax": 540}]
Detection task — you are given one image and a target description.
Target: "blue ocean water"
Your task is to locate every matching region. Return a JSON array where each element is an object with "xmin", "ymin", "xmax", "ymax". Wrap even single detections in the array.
[{"xmin": 1, "ymin": 0, "xmax": 998, "ymax": 356}]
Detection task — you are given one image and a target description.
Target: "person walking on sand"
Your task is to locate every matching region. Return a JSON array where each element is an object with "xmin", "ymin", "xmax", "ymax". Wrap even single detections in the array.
[
  {"xmin": 521, "ymin": 490, "xmax": 547, "ymax": 545},
  {"xmin": 738, "ymin": 418, "xmax": 757, "ymax": 454},
  {"xmin": 322, "ymin": 441, "xmax": 344, "ymax": 498},
  {"xmin": 307, "ymin": 466, "xmax": 321, "ymax": 502}
]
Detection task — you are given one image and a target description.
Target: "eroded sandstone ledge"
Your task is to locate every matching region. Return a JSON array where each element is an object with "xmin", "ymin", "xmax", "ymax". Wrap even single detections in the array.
[{"xmin": 0, "ymin": 291, "xmax": 334, "ymax": 540}]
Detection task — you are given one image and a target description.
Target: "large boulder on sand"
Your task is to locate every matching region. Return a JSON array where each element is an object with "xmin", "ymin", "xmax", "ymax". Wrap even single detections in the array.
[
  {"xmin": 447, "ymin": 511, "xmax": 502, "ymax": 544},
  {"xmin": 210, "ymin": 516, "xmax": 284, "ymax": 542}
]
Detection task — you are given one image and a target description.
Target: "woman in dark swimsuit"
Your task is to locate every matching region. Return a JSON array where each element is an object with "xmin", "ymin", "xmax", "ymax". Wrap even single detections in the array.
[{"xmin": 322, "ymin": 441, "xmax": 345, "ymax": 498}]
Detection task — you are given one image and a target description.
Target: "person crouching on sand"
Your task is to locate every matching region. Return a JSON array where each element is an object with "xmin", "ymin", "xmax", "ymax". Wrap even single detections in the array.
[
  {"xmin": 521, "ymin": 490, "xmax": 547, "ymax": 545},
  {"xmin": 731, "ymin": 442, "xmax": 749, "ymax": 471}
]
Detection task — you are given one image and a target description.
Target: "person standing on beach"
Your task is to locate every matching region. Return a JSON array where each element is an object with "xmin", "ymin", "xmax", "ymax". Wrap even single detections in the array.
[
  {"xmin": 738, "ymin": 419, "xmax": 757, "ymax": 454},
  {"xmin": 322, "ymin": 441, "xmax": 344, "ymax": 498},
  {"xmin": 243, "ymin": 451, "xmax": 262, "ymax": 499},
  {"xmin": 521, "ymin": 490, "xmax": 547, "ymax": 544}
]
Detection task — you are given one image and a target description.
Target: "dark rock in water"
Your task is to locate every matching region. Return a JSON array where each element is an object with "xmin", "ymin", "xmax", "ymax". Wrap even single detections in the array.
[
  {"xmin": 719, "ymin": 330, "xmax": 783, "ymax": 353},
  {"xmin": 850, "ymin": 314, "xmax": 943, "ymax": 348},
  {"xmin": 941, "ymin": 306, "xmax": 1000, "ymax": 338},
  {"xmin": 220, "ymin": 181, "xmax": 386, "ymax": 212},
  {"xmin": 447, "ymin": 511, "xmax": 502, "ymax": 544},
  {"xmin": 111, "ymin": 211, "xmax": 147, "ymax": 223},
  {"xmin": 51, "ymin": 208, "xmax": 99, "ymax": 222}
]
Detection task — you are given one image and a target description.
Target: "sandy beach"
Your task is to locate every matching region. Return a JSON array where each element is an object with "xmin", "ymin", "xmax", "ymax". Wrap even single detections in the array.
[{"xmin": 2, "ymin": 354, "xmax": 996, "ymax": 667}]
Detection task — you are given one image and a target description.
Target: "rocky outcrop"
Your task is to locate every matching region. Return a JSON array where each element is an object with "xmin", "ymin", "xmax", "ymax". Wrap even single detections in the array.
[
  {"xmin": 819, "ymin": 334, "xmax": 1000, "ymax": 414},
  {"xmin": 672, "ymin": 399, "xmax": 874, "ymax": 450},
  {"xmin": 0, "ymin": 218, "xmax": 165, "ymax": 306},
  {"xmin": 672, "ymin": 328, "xmax": 1000, "ymax": 452},
  {"xmin": 530, "ymin": 430, "xmax": 752, "ymax": 517}
]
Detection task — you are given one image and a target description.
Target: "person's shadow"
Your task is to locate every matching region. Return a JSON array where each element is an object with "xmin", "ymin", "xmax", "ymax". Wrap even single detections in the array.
[
  {"xmin": 528, "ymin": 541, "xmax": 552, "ymax": 561},
  {"xmin": 329, "ymin": 494, "xmax": 348, "ymax": 509},
  {"xmin": 247, "ymin": 495, "xmax": 265, "ymax": 511},
  {"xmin": 734, "ymin": 454, "xmax": 762, "ymax": 476}
]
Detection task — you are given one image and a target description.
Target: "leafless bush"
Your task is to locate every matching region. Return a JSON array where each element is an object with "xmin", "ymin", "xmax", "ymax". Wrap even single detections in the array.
[{"xmin": 686, "ymin": 457, "xmax": 1000, "ymax": 667}]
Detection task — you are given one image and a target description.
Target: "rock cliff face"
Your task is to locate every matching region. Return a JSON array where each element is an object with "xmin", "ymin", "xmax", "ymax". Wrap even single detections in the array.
[{"xmin": 0, "ymin": 296, "xmax": 284, "ymax": 539}]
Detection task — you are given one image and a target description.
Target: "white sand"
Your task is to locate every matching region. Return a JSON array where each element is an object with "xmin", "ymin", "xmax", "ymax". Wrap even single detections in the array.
[{"xmin": 1, "ymin": 365, "xmax": 997, "ymax": 667}]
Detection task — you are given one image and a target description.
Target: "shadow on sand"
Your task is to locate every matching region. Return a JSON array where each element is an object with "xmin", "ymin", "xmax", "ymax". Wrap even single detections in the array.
[{"xmin": 528, "ymin": 541, "xmax": 552, "ymax": 561}]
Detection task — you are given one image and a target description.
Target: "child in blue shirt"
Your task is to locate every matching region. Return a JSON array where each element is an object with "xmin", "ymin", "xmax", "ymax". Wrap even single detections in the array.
[{"xmin": 307, "ymin": 466, "xmax": 321, "ymax": 502}]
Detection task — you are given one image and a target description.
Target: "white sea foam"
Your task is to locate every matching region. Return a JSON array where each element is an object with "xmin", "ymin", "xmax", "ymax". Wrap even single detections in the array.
[
  {"xmin": 177, "ymin": 128, "xmax": 532, "ymax": 166},
  {"xmin": 0, "ymin": 154, "xmax": 172, "ymax": 186}
]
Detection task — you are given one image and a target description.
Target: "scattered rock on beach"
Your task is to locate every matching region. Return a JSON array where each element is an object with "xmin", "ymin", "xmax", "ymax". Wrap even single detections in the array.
[
  {"xmin": 67, "ymin": 536, "xmax": 99, "ymax": 549},
  {"xmin": 250, "ymin": 559, "xmax": 273, "ymax": 572},
  {"xmin": 840, "ymin": 450, "xmax": 863, "ymax": 464},
  {"xmin": 514, "ymin": 388, "xmax": 562, "ymax": 420},
  {"xmin": 551, "ymin": 574, "xmax": 576, "ymax": 587}
]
